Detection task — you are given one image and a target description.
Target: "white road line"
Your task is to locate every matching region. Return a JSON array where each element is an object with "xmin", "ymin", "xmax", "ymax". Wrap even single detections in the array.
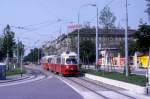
[
  {"xmin": 56, "ymin": 76, "xmax": 103, "ymax": 99},
  {"xmin": 0, "ymin": 75, "xmax": 50, "ymax": 87}
]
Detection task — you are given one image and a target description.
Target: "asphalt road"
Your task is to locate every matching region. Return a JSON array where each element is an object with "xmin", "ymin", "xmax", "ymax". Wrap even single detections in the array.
[{"xmin": 0, "ymin": 66, "xmax": 83, "ymax": 99}]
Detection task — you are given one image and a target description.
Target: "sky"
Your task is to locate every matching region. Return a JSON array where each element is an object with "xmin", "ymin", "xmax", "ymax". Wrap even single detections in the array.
[{"xmin": 0, "ymin": 0, "xmax": 148, "ymax": 55}]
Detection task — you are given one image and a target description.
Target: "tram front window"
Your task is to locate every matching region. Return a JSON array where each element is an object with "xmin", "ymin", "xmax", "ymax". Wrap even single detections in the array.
[{"xmin": 66, "ymin": 58, "xmax": 77, "ymax": 64}]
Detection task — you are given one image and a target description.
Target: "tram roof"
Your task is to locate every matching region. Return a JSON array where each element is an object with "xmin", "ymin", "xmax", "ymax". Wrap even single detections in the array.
[{"xmin": 61, "ymin": 51, "xmax": 77, "ymax": 56}]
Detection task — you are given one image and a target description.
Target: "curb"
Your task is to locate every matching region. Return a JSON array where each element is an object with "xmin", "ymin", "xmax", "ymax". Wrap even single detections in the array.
[{"xmin": 85, "ymin": 73, "xmax": 146, "ymax": 94}]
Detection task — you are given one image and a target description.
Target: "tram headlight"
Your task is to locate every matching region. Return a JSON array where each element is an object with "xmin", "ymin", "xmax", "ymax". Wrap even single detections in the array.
[{"xmin": 66, "ymin": 66, "xmax": 69, "ymax": 69}]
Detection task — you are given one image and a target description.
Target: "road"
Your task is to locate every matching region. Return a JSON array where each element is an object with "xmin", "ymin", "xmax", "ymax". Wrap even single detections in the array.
[
  {"xmin": 0, "ymin": 66, "xmax": 83, "ymax": 99},
  {"xmin": 0, "ymin": 64, "xmax": 149, "ymax": 99}
]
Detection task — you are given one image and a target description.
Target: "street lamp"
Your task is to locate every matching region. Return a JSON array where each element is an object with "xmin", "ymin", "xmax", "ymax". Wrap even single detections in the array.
[
  {"xmin": 125, "ymin": 0, "xmax": 129, "ymax": 78},
  {"xmin": 77, "ymin": 4, "xmax": 99, "ymax": 68},
  {"xmin": 77, "ymin": 11, "xmax": 80, "ymax": 66},
  {"xmin": 91, "ymin": 4, "xmax": 99, "ymax": 69}
]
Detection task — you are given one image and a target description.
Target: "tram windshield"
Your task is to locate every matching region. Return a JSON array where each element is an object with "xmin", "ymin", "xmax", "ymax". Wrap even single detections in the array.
[{"xmin": 66, "ymin": 58, "xmax": 77, "ymax": 64}]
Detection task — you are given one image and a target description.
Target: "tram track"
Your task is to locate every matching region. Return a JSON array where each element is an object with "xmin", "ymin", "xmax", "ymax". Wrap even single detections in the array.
[
  {"xmin": 75, "ymin": 77, "xmax": 137, "ymax": 99},
  {"xmin": 67, "ymin": 77, "xmax": 110, "ymax": 99},
  {"xmin": 57, "ymin": 75, "xmax": 137, "ymax": 99}
]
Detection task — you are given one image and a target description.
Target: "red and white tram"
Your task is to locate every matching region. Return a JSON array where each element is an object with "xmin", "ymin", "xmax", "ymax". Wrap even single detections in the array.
[
  {"xmin": 41, "ymin": 55, "xmax": 53, "ymax": 70},
  {"xmin": 41, "ymin": 52, "xmax": 79, "ymax": 75},
  {"xmin": 41, "ymin": 56, "xmax": 51, "ymax": 70}
]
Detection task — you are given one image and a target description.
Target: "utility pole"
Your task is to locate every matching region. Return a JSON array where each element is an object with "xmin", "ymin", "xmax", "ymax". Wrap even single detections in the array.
[
  {"xmin": 20, "ymin": 45, "xmax": 23, "ymax": 77},
  {"xmin": 125, "ymin": 0, "xmax": 129, "ymax": 78},
  {"xmin": 77, "ymin": 12, "xmax": 80, "ymax": 66},
  {"xmin": 17, "ymin": 39, "xmax": 19, "ymax": 67},
  {"xmin": 95, "ymin": 5, "xmax": 99, "ymax": 70},
  {"xmin": 38, "ymin": 48, "xmax": 40, "ymax": 64},
  {"xmin": 147, "ymin": 47, "xmax": 150, "ymax": 94}
]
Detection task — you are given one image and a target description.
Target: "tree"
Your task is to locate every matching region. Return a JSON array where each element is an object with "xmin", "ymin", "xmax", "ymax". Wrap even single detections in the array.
[
  {"xmin": 99, "ymin": 6, "xmax": 116, "ymax": 29},
  {"xmin": 80, "ymin": 40, "xmax": 95, "ymax": 64},
  {"xmin": 0, "ymin": 37, "xmax": 5, "ymax": 61},
  {"xmin": 1, "ymin": 25, "xmax": 16, "ymax": 59},
  {"xmin": 120, "ymin": 40, "xmax": 137, "ymax": 57},
  {"xmin": 24, "ymin": 48, "xmax": 43, "ymax": 63},
  {"xmin": 135, "ymin": 24, "xmax": 150, "ymax": 52},
  {"xmin": 14, "ymin": 41, "xmax": 25, "ymax": 66},
  {"xmin": 145, "ymin": 0, "xmax": 150, "ymax": 22},
  {"xmin": 119, "ymin": 39, "xmax": 137, "ymax": 75}
]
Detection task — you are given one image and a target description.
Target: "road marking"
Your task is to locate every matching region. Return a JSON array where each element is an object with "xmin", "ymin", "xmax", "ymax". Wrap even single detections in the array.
[
  {"xmin": 56, "ymin": 76, "xmax": 103, "ymax": 99},
  {"xmin": 0, "ymin": 75, "xmax": 52, "ymax": 87}
]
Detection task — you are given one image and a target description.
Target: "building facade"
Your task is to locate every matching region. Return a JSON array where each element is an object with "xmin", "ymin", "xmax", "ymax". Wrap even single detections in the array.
[
  {"xmin": 68, "ymin": 28, "xmax": 136, "ymax": 56},
  {"xmin": 43, "ymin": 28, "xmax": 136, "ymax": 58}
]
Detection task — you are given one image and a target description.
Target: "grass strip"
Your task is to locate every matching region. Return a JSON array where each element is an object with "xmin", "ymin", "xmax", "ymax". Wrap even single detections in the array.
[
  {"xmin": 6, "ymin": 68, "xmax": 26, "ymax": 76},
  {"xmin": 80, "ymin": 69, "xmax": 146, "ymax": 86}
]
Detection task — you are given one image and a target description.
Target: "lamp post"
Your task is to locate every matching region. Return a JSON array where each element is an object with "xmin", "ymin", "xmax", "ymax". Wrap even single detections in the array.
[
  {"xmin": 37, "ymin": 40, "xmax": 40, "ymax": 65},
  {"xmin": 77, "ymin": 4, "xmax": 99, "ymax": 68},
  {"xmin": 125, "ymin": 0, "xmax": 129, "ymax": 78},
  {"xmin": 77, "ymin": 12, "xmax": 80, "ymax": 66},
  {"xmin": 91, "ymin": 4, "xmax": 99, "ymax": 70},
  {"xmin": 20, "ymin": 43, "xmax": 23, "ymax": 77}
]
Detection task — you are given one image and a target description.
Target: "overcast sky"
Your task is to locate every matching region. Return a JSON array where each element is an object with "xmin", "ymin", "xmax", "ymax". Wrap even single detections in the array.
[{"xmin": 0, "ymin": 0, "xmax": 148, "ymax": 54}]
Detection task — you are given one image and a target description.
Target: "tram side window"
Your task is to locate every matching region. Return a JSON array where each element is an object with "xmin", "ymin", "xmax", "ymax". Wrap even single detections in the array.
[
  {"xmin": 57, "ymin": 57, "xmax": 61, "ymax": 64},
  {"xmin": 66, "ymin": 58, "xmax": 77, "ymax": 64},
  {"xmin": 48, "ymin": 58, "xmax": 52, "ymax": 63},
  {"xmin": 62, "ymin": 58, "xmax": 65, "ymax": 64}
]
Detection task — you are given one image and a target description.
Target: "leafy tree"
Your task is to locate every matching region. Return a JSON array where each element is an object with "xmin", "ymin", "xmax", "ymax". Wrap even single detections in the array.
[
  {"xmin": 15, "ymin": 41, "xmax": 25, "ymax": 57},
  {"xmin": 135, "ymin": 24, "xmax": 150, "ymax": 52},
  {"xmin": 80, "ymin": 40, "xmax": 95, "ymax": 64},
  {"xmin": 0, "ymin": 37, "xmax": 5, "ymax": 61},
  {"xmin": 24, "ymin": 48, "xmax": 43, "ymax": 63},
  {"xmin": 145, "ymin": 0, "xmax": 150, "ymax": 20},
  {"xmin": 119, "ymin": 40, "xmax": 137, "ymax": 75},
  {"xmin": 1, "ymin": 25, "xmax": 16, "ymax": 59},
  {"xmin": 99, "ymin": 6, "xmax": 116, "ymax": 29},
  {"xmin": 119, "ymin": 40, "xmax": 137, "ymax": 57},
  {"xmin": 14, "ymin": 41, "xmax": 25, "ymax": 66}
]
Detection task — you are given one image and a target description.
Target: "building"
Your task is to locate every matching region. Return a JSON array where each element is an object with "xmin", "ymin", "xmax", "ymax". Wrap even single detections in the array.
[
  {"xmin": 43, "ymin": 28, "xmax": 136, "ymax": 58},
  {"xmin": 69, "ymin": 28, "xmax": 136, "ymax": 55}
]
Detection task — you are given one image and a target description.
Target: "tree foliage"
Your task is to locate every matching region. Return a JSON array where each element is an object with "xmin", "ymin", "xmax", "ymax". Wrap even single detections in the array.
[
  {"xmin": 0, "ymin": 25, "xmax": 16, "ymax": 60},
  {"xmin": 135, "ymin": 24, "xmax": 150, "ymax": 52},
  {"xmin": 99, "ymin": 6, "xmax": 116, "ymax": 29},
  {"xmin": 24, "ymin": 48, "xmax": 43, "ymax": 63},
  {"xmin": 119, "ymin": 25, "xmax": 150, "ymax": 56},
  {"xmin": 145, "ymin": 0, "xmax": 150, "ymax": 16},
  {"xmin": 80, "ymin": 40, "xmax": 95, "ymax": 64},
  {"xmin": 119, "ymin": 40, "xmax": 137, "ymax": 56},
  {"xmin": 15, "ymin": 41, "xmax": 25, "ymax": 62},
  {"xmin": 0, "ymin": 37, "xmax": 5, "ymax": 61}
]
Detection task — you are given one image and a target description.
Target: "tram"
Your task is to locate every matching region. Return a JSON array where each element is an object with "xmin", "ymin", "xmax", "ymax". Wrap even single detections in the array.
[
  {"xmin": 41, "ymin": 52, "xmax": 79, "ymax": 75},
  {"xmin": 41, "ymin": 56, "xmax": 52, "ymax": 70}
]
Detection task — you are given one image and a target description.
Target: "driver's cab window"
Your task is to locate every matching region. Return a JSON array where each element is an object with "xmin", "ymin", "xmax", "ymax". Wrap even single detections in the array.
[{"xmin": 66, "ymin": 58, "xmax": 77, "ymax": 64}]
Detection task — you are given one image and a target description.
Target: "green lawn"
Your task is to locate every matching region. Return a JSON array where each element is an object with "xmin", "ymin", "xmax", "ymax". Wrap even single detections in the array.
[
  {"xmin": 6, "ymin": 68, "xmax": 26, "ymax": 76},
  {"xmin": 80, "ymin": 69, "xmax": 146, "ymax": 86}
]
